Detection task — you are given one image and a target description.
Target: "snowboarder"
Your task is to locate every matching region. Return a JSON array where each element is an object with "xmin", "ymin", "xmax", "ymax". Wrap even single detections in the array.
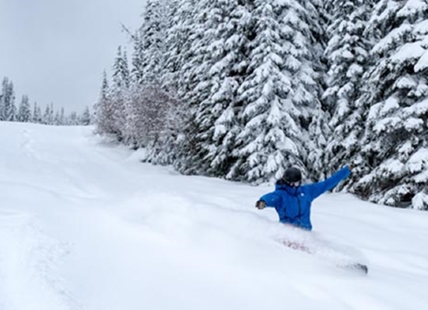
[
  {"xmin": 255, "ymin": 166, "xmax": 352, "ymax": 231},
  {"xmin": 256, "ymin": 166, "xmax": 369, "ymax": 274}
]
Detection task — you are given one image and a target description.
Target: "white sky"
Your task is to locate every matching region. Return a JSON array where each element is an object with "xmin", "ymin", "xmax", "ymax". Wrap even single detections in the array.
[{"xmin": 0, "ymin": 0, "xmax": 144, "ymax": 113}]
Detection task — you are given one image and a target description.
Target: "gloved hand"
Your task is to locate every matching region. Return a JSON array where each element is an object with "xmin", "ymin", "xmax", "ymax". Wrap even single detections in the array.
[{"xmin": 255, "ymin": 200, "xmax": 266, "ymax": 210}]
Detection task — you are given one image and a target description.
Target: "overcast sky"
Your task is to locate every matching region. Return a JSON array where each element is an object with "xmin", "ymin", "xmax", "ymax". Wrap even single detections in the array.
[{"xmin": 0, "ymin": 0, "xmax": 144, "ymax": 113}]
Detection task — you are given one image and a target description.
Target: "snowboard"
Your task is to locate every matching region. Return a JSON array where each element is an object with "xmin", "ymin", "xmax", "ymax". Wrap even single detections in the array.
[
  {"xmin": 280, "ymin": 239, "xmax": 369, "ymax": 275},
  {"xmin": 339, "ymin": 262, "xmax": 369, "ymax": 274}
]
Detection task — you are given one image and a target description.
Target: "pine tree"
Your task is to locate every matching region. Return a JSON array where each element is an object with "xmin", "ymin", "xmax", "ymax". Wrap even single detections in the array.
[
  {"xmin": 54, "ymin": 111, "xmax": 61, "ymax": 125},
  {"xmin": 169, "ymin": 0, "xmax": 205, "ymax": 174},
  {"xmin": 68, "ymin": 112, "xmax": 79, "ymax": 125},
  {"xmin": 131, "ymin": 31, "xmax": 145, "ymax": 86},
  {"xmin": 284, "ymin": 0, "xmax": 330, "ymax": 181},
  {"xmin": 43, "ymin": 105, "xmax": 51, "ymax": 125},
  {"xmin": 172, "ymin": 0, "xmax": 220, "ymax": 174},
  {"xmin": 95, "ymin": 72, "xmax": 116, "ymax": 135},
  {"xmin": 0, "ymin": 78, "xmax": 7, "ymax": 121},
  {"xmin": 33, "ymin": 102, "xmax": 42, "ymax": 123},
  {"xmin": 110, "ymin": 46, "xmax": 130, "ymax": 141},
  {"xmin": 17, "ymin": 95, "xmax": 32, "ymax": 122},
  {"xmin": 0, "ymin": 77, "xmax": 16, "ymax": 122},
  {"xmin": 192, "ymin": 0, "xmax": 251, "ymax": 177},
  {"xmin": 60, "ymin": 107, "xmax": 65, "ymax": 125},
  {"xmin": 323, "ymin": 0, "xmax": 374, "ymax": 184},
  {"xmin": 133, "ymin": 0, "xmax": 182, "ymax": 164},
  {"xmin": 173, "ymin": 0, "xmax": 198, "ymax": 98},
  {"xmin": 232, "ymin": 0, "xmax": 319, "ymax": 183},
  {"xmin": 140, "ymin": 0, "xmax": 168, "ymax": 86},
  {"xmin": 234, "ymin": 0, "xmax": 293, "ymax": 182},
  {"xmin": 49, "ymin": 103, "xmax": 54, "ymax": 124},
  {"xmin": 162, "ymin": 0, "xmax": 183, "ymax": 93},
  {"xmin": 81, "ymin": 106, "xmax": 91, "ymax": 125},
  {"xmin": 354, "ymin": 0, "xmax": 428, "ymax": 210}
]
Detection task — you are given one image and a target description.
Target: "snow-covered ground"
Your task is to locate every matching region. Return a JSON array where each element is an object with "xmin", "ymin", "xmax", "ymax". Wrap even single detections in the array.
[{"xmin": 0, "ymin": 122, "xmax": 427, "ymax": 310}]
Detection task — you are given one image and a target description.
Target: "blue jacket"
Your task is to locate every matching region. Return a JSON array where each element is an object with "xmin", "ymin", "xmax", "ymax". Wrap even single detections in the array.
[{"xmin": 259, "ymin": 166, "xmax": 351, "ymax": 230}]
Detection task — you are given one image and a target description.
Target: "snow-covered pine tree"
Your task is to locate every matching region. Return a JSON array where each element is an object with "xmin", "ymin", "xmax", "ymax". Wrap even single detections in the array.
[
  {"xmin": 161, "ymin": 0, "xmax": 181, "ymax": 93},
  {"xmin": 95, "ymin": 72, "xmax": 116, "ymax": 135},
  {"xmin": 131, "ymin": 31, "xmax": 145, "ymax": 86},
  {"xmin": 54, "ymin": 111, "xmax": 61, "ymax": 125},
  {"xmin": 164, "ymin": 0, "xmax": 206, "ymax": 172},
  {"xmin": 17, "ymin": 95, "xmax": 32, "ymax": 122},
  {"xmin": 231, "ymin": 0, "xmax": 307, "ymax": 183},
  {"xmin": 173, "ymin": 0, "xmax": 251, "ymax": 177},
  {"xmin": 10, "ymin": 102, "xmax": 17, "ymax": 122},
  {"xmin": 42, "ymin": 105, "xmax": 50, "ymax": 125},
  {"xmin": 81, "ymin": 107, "xmax": 91, "ymax": 125},
  {"xmin": 0, "ymin": 77, "xmax": 16, "ymax": 122},
  {"xmin": 172, "ymin": 0, "xmax": 211, "ymax": 174},
  {"xmin": 140, "ymin": 0, "xmax": 167, "ymax": 87},
  {"xmin": 135, "ymin": 0, "xmax": 183, "ymax": 164},
  {"xmin": 130, "ymin": 0, "xmax": 168, "ymax": 87},
  {"xmin": 33, "ymin": 102, "xmax": 42, "ymax": 123},
  {"xmin": 60, "ymin": 107, "xmax": 65, "ymax": 125},
  {"xmin": 354, "ymin": 0, "xmax": 428, "ymax": 210},
  {"xmin": 172, "ymin": 0, "xmax": 198, "ymax": 99},
  {"xmin": 110, "ymin": 46, "xmax": 130, "ymax": 141},
  {"xmin": 323, "ymin": 0, "xmax": 374, "ymax": 185},
  {"xmin": 231, "ymin": 0, "xmax": 328, "ymax": 183},
  {"xmin": 42, "ymin": 104, "xmax": 54, "ymax": 125},
  {"xmin": 67, "ymin": 112, "xmax": 79, "ymax": 126},
  {"xmin": 198, "ymin": 0, "xmax": 251, "ymax": 177},
  {"xmin": 128, "ymin": 45, "xmax": 146, "ymax": 147},
  {"xmin": 283, "ymin": 0, "xmax": 330, "ymax": 181},
  {"xmin": 49, "ymin": 103, "xmax": 54, "ymax": 124}
]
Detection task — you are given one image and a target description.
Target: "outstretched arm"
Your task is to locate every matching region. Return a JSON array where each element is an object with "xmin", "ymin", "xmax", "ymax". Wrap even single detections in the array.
[
  {"xmin": 307, "ymin": 166, "xmax": 351, "ymax": 200},
  {"xmin": 257, "ymin": 191, "xmax": 281, "ymax": 209}
]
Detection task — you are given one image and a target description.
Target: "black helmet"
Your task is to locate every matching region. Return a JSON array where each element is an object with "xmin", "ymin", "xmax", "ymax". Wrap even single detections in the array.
[{"xmin": 284, "ymin": 167, "xmax": 302, "ymax": 183}]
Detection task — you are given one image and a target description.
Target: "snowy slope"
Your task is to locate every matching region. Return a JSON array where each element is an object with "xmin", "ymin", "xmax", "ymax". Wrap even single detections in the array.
[{"xmin": 0, "ymin": 122, "xmax": 427, "ymax": 310}]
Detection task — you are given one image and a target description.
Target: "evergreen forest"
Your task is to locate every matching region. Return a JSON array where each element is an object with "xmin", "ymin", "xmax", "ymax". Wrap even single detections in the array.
[{"xmin": 94, "ymin": 0, "xmax": 428, "ymax": 210}]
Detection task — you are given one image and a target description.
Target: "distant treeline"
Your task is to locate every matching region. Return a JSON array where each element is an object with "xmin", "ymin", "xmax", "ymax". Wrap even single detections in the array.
[{"xmin": 0, "ymin": 76, "xmax": 91, "ymax": 126}]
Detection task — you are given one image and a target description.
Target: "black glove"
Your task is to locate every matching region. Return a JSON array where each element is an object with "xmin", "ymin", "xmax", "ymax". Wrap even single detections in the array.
[{"xmin": 255, "ymin": 200, "xmax": 266, "ymax": 210}]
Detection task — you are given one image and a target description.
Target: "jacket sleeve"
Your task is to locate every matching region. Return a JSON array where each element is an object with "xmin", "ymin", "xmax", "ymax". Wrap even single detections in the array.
[
  {"xmin": 259, "ymin": 191, "xmax": 281, "ymax": 208},
  {"xmin": 307, "ymin": 166, "xmax": 351, "ymax": 200}
]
